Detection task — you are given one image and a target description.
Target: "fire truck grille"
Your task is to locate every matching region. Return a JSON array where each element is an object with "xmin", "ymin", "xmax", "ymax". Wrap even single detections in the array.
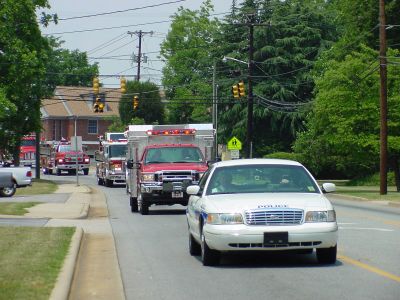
[{"xmin": 160, "ymin": 171, "xmax": 193, "ymax": 182}]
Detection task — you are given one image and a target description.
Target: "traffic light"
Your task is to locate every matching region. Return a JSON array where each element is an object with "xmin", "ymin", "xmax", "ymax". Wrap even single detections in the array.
[
  {"xmin": 120, "ymin": 77, "xmax": 126, "ymax": 93},
  {"xmin": 232, "ymin": 84, "xmax": 239, "ymax": 99},
  {"xmin": 133, "ymin": 96, "xmax": 139, "ymax": 110},
  {"xmin": 94, "ymin": 97, "xmax": 104, "ymax": 113},
  {"xmin": 93, "ymin": 77, "xmax": 99, "ymax": 95},
  {"xmin": 238, "ymin": 81, "xmax": 245, "ymax": 97}
]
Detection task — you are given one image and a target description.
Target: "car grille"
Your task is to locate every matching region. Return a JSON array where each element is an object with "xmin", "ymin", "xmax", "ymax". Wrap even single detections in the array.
[{"xmin": 245, "ymin": 208, "xmax": 304, "ymax": 225}]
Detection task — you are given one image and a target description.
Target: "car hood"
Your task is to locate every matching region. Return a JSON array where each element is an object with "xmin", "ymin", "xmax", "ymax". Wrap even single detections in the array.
[{"xmin": 203, "ymin": 193, "xmax": 333, "ymax": 212}]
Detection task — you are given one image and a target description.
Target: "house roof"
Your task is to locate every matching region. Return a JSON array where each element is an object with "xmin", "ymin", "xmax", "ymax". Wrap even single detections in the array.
[{"xmin": 41, "ymin": 86, "xmax": 122, "ymax": 119}]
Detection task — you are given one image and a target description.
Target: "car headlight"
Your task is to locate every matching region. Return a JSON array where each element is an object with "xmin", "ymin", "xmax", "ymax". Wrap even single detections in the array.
[
  {"xmin": 141, "ymin": 173, "xmax": 155, "ymax": 182},
  {"xmin": 305, "ymin": 210, "xmax": 336, "ymax": 222},
  {"xmin": 207, "ymin": 213, "xmax": 244, "ymax": 225}
]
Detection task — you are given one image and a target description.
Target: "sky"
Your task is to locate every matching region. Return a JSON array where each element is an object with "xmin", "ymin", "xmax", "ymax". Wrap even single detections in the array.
[{"xmin": 40, "ymin": 0, "xmax": 235, "ymax": 87}]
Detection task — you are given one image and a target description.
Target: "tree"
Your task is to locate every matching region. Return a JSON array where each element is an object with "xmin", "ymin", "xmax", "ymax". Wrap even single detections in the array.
[
  {"xmin": 0, "ymin": 0, "xmax": 53, "ymax": 164},
  {"xmin": 44, "ymin": 37, "xmax": 99, "ymax": 88},
  {"xmin": 160, "ymin": 0, "xmax": 219, "ymax": 124},
  {"xmin": 294, "ymin": 46, "xmax": 400, "ymax": 180},
  {"xmin": 215, "ymin": 0, "xmax": 337, "ymax": 156},
  {"xmin": 119, "ymin": 80, "xmax": 164, "ymax": 125}
]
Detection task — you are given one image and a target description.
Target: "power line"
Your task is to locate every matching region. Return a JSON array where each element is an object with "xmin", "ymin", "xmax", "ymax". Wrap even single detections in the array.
[{"xmin": 57, "ymin": 1, "xmax": 186, "ymax": 21}]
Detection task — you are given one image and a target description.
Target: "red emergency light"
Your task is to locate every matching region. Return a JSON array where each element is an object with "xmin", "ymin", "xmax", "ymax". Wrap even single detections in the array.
[{"xmin": 146, "ymin": 129, "xmax": 196, "ymax": 136}]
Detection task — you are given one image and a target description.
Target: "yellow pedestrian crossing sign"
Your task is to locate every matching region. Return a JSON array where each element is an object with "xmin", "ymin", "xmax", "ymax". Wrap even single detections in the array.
[{"xmin": 227, "ymin": 136, "xmax": 242, "ymax": 150}]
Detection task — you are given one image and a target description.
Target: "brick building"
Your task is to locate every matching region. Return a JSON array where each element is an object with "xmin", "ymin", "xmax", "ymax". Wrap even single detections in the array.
[{"xmin": 40, "ymin": 86, "xmax": 122, "ymax": 156}]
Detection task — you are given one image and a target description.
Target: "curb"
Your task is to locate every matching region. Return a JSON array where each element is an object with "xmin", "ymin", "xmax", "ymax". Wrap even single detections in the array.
[
  {"xmin": 50, "ymin": 226, "xmax": 84, "ymax": 300},
  {"xmin": 329, "ymin": 193, "xmax": 400, "ymax": 208}
]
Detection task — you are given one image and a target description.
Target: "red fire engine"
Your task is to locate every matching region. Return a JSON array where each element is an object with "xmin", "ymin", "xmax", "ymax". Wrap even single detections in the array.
[
  {"xmin": 20, "ymin": 134, "xmax": 36, "ymax": 167},
  {"xmin": 40, "ymin": 138, "xmax": 90, "ymax": 176}
]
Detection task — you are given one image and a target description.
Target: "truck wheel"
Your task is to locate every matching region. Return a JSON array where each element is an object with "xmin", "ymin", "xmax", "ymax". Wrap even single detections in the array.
[
  {"xmin": 316, "ymin": 245, "xmax": 337, "ymax": 264},
  {"xmin": 138, "ymin": 192, "xmax": 149, "ymax": 215},
  {"xmin": 105, "ymin": 179, "xmax": 113, "ymax": 187},
  {"xmin": 48, "ymin": 169, "xmax": 53, "ymax": 175},
  {"xmin": 200, "ymin": 225, "xmax": 220, "ymax": 266},
  {"xmin": 97, "ymin": 177, "xmax": 104, "ymax": 185},
  {"xmin": 43, "ymin": 168, "xmax": 48, "ymax": 175},
  {"xmin": 83, "ymin": 169, "xmax": 89, "ymax": 175},
  {"xmin": 130, "ymin": 197, "xmax": 138, "ymax": 212},
  {"xmin": 0, "ymin": 183, "xmax": 17, "ymax": 197},
  {"xmin": 56, "ymin": 168, "xmax": 61, "ymax": 176}
]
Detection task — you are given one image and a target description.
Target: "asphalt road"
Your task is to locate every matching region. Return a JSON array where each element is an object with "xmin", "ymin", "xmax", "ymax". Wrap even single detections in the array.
[{"xmin": 40, "ymin": 172, "xmax": 400, "ymax": 300}]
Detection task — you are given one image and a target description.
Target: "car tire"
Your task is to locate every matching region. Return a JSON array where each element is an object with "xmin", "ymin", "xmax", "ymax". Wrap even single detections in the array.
[
  {"xmin": 83, "ymin": 169, "xmax": 89, "ymax": 175},
  {"xmin": 189, "ymin": 233, "xmax": 201, "ymax": 256},
  {"xmin": 138, "ymin": 191, "xmax": 149, "ymax": 215},
  {"xmin": 0, "ymin": 183, "xmax": 16, "ymax": 197},
  {"xmin": 316, "ymin": 245, "xmax": 337, "ymax": 264},
  {"xmin": 97, "ymin": 177, "xmax": 104, "ymax": 186},
  {"xmin": 130, "ymin": 196, "xmax": 138, "ymax": 212},
  {"xmin": 200, "ymin": 226, "xmax": 220, "ymax": 266}
]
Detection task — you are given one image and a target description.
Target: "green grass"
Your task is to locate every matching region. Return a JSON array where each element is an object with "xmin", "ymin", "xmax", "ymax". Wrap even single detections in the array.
[
  {"xmin": 0, "ymin": 202, "xmax": 40, "ymax": 215},
  {"xmin": 15, "ymin": 179, "xmax": 58, "ymax": 196},
  {"xmin": 334, "ymin": 186, "xmax": 400, "ymax": 202},
  {"xmin": 0, "ymin": 227, "xmax": 75, "ymax": 300}
]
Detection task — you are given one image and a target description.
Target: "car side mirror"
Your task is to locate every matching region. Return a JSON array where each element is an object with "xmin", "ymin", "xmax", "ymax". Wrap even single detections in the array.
[
  {"xmin": 321, "ymin": 183, "xmax": 336, "ymax": 193},
  {"xmin": 186, "ymin": 185, "xmax": 200, "ymax": 195},
  {"xmin": 127, "ymin": 160, "xmax": 141, "ymax": 169}
]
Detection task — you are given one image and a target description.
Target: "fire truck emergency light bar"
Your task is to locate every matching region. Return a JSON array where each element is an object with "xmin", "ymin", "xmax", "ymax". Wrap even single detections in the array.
[{"xmin": 146, "ymin": 129, "xmax": 196, "ymax": 136}]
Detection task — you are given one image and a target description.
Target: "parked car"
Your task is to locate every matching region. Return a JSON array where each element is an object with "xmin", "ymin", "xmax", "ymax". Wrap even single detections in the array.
[
  {"xmin": 0, "ymin": 164, "xmax": 32, "ymax": 197},
  {"xmin": 186, "ymin": 158, "xmax": 338, "ymax": 266}
]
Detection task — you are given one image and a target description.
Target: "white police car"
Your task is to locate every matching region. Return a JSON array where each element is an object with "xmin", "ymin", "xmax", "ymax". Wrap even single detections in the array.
[{"xmin": 186, "ymin": 159, "xmax": 338, "ymax": 266}]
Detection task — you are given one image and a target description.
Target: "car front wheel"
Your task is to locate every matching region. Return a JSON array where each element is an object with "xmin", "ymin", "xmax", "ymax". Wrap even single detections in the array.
[
  {"xmin": 316, "ymin": 245, "xmax": 337, "ymax": 264},
  {"xmin": 200, "ymin": 226, "xmax": 220, "ymax": 266},
  {"xmin": 189, "ymin": 232, "xmax": 201, "ymax": 256}
]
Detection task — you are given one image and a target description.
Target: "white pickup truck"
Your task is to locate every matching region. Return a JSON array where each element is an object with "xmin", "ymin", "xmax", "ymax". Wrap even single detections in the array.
[{"xmin": 0, "ymin": 164, "xmax": 32, "ymax": 197}]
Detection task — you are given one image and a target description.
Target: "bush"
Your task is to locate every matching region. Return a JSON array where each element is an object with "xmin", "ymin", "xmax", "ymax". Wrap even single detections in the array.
[
  {"xmin": 263, "ymin": 152, "xmax": 303, "ymax": 162},
  {"xmin": 347, "ymin": 172, "xmax": 396, "ymax": 186}
]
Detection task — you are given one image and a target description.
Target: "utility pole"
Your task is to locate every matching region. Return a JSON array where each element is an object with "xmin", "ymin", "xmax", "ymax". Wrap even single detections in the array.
[
  {"xmin": 247, "ymin": 15, "xmax": 255, "ymax": 159},
  {"xmin": 379, "ymin": 0, "xmax": 388, "ymax": 195},
  {"xmin": 128, "ymin": 30, "xmax": 153, "ymax": 81}
]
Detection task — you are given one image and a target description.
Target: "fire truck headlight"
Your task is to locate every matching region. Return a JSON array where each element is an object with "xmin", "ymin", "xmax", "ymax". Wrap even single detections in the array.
[
  {"xmin": 84, "ymin": 158, "xmax": 90, "ymax": 163},
  {"xmin": 141, "ymin": 174, "xmax": 155, "ymax": 182},
  {"xmin": 58, "ymin": 159, "xmax": 63, "ymax": 163}
]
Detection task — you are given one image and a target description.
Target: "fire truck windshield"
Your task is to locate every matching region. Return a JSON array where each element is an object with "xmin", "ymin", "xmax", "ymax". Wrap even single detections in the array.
[
  {"xmin": 21, "ymin": 140, "xmax": 35, "ymax": 147},
  {"xmin": 145, "ymin": 147, "xmax": 203, "ymax": 164},
  {"xmin": 58, "ymin": 145, "xmax": 72, "ymax": 152},
  {"xmin": 109, "ymin": 144, "xmax": 127, "ymax": 158}
]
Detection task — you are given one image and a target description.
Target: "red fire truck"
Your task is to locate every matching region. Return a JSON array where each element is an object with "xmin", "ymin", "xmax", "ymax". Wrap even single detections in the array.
[
  {"xmin": 40, "ymin": 139, "xmax": 90, "ymax": 176},
  {"xmin": 95, "ymin": 133, "xmax": 128, "ymax": 187},
  {"xmin": 20, "ymin": 134, "xmax": 36, "ymax": 167},
  {"xmin": 125, "ymin": 124, "xmax": 214, "ymax": 215}
]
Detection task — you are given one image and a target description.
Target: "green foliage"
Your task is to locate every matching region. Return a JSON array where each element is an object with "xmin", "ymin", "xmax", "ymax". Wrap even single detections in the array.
[
  {"xmin": 294, "ymin": 46, "xmax": 400, "ymax": 178},
  {"xmin": 215, "ymin": 0, "xmax": 338, "ymax": 156},
  {"xmin": 0, "ymin": 0, "xmax": 52, "ymax": 162},
  {"xmin": 160, "ymin": 0, "xmax": 218, "ymax": 124},
  {"xmin": 263, "ymin": 151, "xmax": 303, "ymax": 163},
  {"xmin": 347, "ymin": 172, "xmax": 396, "ymax": 187},
  {"xmin": 119, "ymin": 80, "xmax": 164, "ymax": 125},
  {"xmin": 44, "ymin": 37, "xmax": 99, "ymax": 87}
]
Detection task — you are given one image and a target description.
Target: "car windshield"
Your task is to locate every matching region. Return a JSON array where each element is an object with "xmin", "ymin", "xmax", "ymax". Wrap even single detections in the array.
[
  {"xmin": 206, "ymin": 164, "xmax": 319, "ymax": 195},
  {"xmin": 109, "ymin": 145, "xmax": 127, "ymax": 158},
  {"xmin": 145, "ymin": 147, "xmax": 203, "ymax": 164}
]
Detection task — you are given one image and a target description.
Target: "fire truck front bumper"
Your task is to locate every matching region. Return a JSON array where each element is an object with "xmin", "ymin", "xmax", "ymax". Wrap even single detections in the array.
[
  {"xmin": 58, "ymin": 164, "xmax": 89, "ymax": 171},
  {"xmin": 140, "ymin": 180, "xmax": 199, "ymax": 194}
]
